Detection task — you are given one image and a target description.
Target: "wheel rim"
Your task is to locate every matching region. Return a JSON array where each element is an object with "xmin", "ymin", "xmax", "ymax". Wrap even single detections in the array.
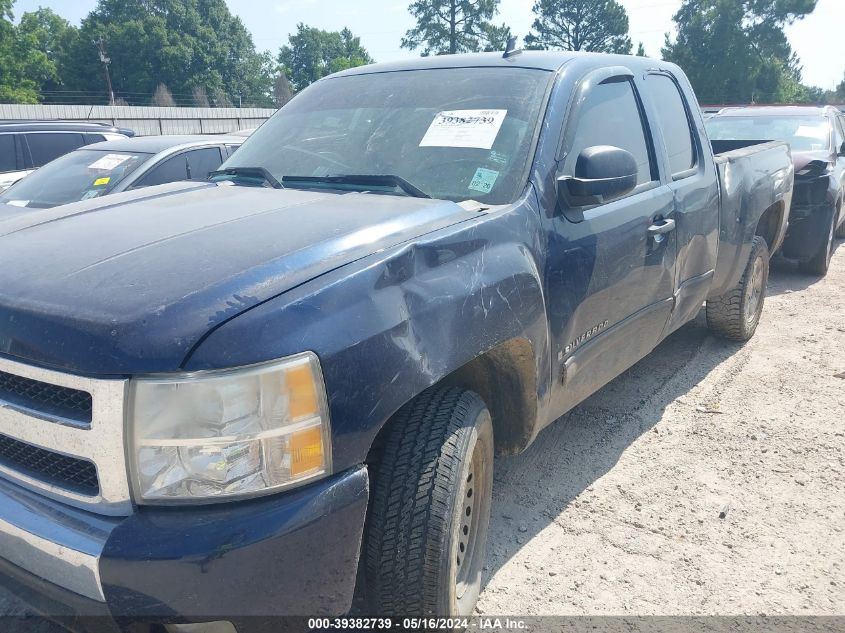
[
  {"xmin": 744, "ymin": 255, "xmax": 764, "ymax": 327},
  {"xmin": 455, "ymin": 438, "xmax": 487, "ymax": 601}
]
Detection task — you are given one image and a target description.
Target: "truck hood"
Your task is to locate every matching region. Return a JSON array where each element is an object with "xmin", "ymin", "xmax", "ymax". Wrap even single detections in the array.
[
  {"xmin": 792, "ymin": 150, "xmax": 832, "ymax": 173},
  {"xmin": 0, "ymin": 181, "xmax": 477, "ymax": 374}
]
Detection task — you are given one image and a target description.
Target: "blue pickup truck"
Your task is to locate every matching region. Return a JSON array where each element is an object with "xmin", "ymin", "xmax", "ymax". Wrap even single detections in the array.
[{"xmin": 0, "ymin": 52, "xmax": 792, "ymax": 631}]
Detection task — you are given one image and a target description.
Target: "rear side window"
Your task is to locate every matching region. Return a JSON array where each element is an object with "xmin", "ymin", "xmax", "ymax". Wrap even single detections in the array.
[
  {"xmin": 84, "ymin": 133, "xmax": 107, "ymax": 144},
  {"xmin": 0, "ymin": 135, "xmax": 14, "ymax": 172},
  {"xmin": 133, "ymin": 154, "xmax": 189, "ymax": 188},
  {"xmin": 562, "ymin": 79, "xmax": 654, "ymax": 186},
  {"xmin": 25, "ymin": 133, "xmax": 85, "ymax": 167},
  {"xmin": 647, "ymin": 74, "xmax": 696, "ymax": 176},
  {"xmin": 185, "ymin": 147, "xmax": 223, "ymax": 180}
]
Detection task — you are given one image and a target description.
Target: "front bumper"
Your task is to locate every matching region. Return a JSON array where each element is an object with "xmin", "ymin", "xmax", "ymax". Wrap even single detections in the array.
[
  {"xmin": 0, "ymin": 466, "xmax": 368, "ymax": 627},
  {"xmin": 782, "ymin": 203, "xmax": 835, "ymax": 261}
]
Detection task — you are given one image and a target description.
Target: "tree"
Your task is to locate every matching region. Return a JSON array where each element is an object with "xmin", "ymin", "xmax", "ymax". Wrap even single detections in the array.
[
  {"xmin": 0, "ymin": 1, "xmax": 57, "ymax": 103},
  {"xmin": 152, "ymin": 83, "xmax": 176, "ymax": 106},
  {"xmin": 278, "ymin": 24, "xmax": 373, "ymax": 92},
  {"xmin": 401, "ymin": 0, "xmax": 506, "ymax": 56},
  {"xmin": 662, "ymin": 0, "xmax": 817, "ymax": 104},
  {"xmin": 62, "ymin": 0, "xmax": 274, "ymax": 106},
  {"xmin": 636, "ymin": 41, "xmax": 646, "ymax": 56},
  {"xmin": 481, "ymin": 22, "xmax": 512, "ymax": 52},
  {"xmin": 273, "ymin": 73, "xmax": 293, "ymax": 107},
  {"xmin": 16, "ymin": 7, "xmax": 79, "ymax": 97},
  {"xmin": 524, "ymin": 0, "xmax": 632, "ymax": 54},
  {"xmin": 834, "ymin": 74, "xmax": 845, "ymax": 101}
]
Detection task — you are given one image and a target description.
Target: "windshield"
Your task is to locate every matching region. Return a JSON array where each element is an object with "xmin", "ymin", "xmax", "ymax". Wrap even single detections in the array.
[
  {"xmin": 0, "ymin": 149, "xmax": 152, "ymax": 208},
  {"xmin": 706, "ymin": 115, "xmax": 831, "ymax": 152},
  {"xmin": 220, "ymin": 67, "xmax": 552, "ymax": 204}
]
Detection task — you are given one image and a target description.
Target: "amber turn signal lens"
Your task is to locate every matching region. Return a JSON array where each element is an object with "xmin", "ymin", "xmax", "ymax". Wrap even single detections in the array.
[
  {"xmin": 286, "ymin": 363, "xmax": 319, "ymax": 419},
  {"xmin": 289, "ymin": 426, "xmax": 324, "ymax": 477}
]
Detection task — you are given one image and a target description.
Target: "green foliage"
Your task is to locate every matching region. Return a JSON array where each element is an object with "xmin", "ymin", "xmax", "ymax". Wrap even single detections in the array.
[
  {"xmin": 61, "ymin": 0, "xmax": 274, "ymax": 106},
  {"xmin": 0, "ymin": 1, "xmax": 58, "ymax": 103},
  {"xmin": 636, "ymin": 41, "xmax": 646, "ymax": 57},
  {"xmin": 524, "ymin": 0, "xmax": 632, "ymax": 54},
  {"xmin": 17, "ymin": 8, "xmax": 79, "ymax": 95},
  {"xmin": 401, "ymin": 0, "xmax": 504, "ymax": 55},
  {"xmin": 278, "ymin": 24, "xmax": 373, "ymax": 92},
  {"xmin": 662, "ymin": 0, "xmax": 817, "ymax": 104}
]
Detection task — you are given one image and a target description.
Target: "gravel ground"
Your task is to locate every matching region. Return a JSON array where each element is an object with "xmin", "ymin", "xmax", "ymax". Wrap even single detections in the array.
[
  {"xmin": 1, "ymin": 243, "xmax": 843, "ymax": 629},
  {"xmin": 479, "ymin": 242, "xmax": 845, "ymax": 616}
]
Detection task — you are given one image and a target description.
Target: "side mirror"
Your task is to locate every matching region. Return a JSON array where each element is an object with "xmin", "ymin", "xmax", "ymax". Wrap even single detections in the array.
[{"xmin": 558, "ymin": 145, "xmax": 638, "ymax": 207}]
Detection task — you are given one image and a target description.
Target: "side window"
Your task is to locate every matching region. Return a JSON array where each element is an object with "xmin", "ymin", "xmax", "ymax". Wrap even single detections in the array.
[
  {"xmin": 0, "ymin": 135, "xmax": 14, "ymax": 172},
  {"xmin": 185, "ymin": 147, "xmax": 223, "ymax": 180},
  {"xmin": 84, "ymin": 133, "xmax": 107, "ymax": 145},
  {"xmin": 25, "ymin": 133, "xmax": 85, "ymax": 167},
  {"xmin": 647, "ymin": 74, "xmax": 696, "ymax": 176},
  {"xmin": 133, "ymin": 154, "xmax": 189, "ymax": 188},
  {"xmin": 563, "ymin": 79, "xmax": 654, "ymax": 186}
]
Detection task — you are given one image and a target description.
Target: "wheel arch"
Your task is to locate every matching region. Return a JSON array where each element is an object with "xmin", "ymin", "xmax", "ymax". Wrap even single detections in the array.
[
  {"xmin": 755, "ymin": 199, "xmax": 787, "ymax": 255},
  {"xmin": 367, "ymin": 336, "xmax": 541, "ymax": 467}
]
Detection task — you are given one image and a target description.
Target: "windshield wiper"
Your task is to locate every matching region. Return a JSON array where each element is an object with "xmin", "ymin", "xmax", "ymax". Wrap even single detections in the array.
[
  {"xmin": 210, "ymin": 167, "xmax": 283, "ymax": 189},
  {"xmin": 281, "ymin": 174, "xmax": 430, "ymax": 199}
]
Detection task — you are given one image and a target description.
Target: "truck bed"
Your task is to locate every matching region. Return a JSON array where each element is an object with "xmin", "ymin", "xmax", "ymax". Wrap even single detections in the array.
[{"xmin": 709, "ymin": 139, "xmax": 793, "ymax": 297}]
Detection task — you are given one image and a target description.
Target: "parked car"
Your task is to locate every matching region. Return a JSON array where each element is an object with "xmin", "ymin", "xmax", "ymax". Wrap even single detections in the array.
[
  {"xmin": 0, "ymin": 135, "xmax": 244, "ymax": 210},
  {"xmin": 707, "ymin": 105, "xmax": 845, "ymax": 275},
  {"xmin": 0, "ymin": 51, "xmax": 793, "ymax": 628},
  {"xmin": 229, "ymin": 127, "xmax": 257, "ymax": 137},
  {"xmin": 0, "ymin": 120, "xmax": 134, "ymax": 193}
]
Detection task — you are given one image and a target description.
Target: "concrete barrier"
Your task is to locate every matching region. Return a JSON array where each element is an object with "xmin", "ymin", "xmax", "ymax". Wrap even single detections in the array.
[{"xmin": 0, "ymin": 104, "xmax": 277, "ymax": 136}]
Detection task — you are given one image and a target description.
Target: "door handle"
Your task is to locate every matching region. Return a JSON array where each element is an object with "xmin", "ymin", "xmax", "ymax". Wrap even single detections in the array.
[{"xmin": 648, "ymin": 218, "xmax": 676, "ymax": 236}]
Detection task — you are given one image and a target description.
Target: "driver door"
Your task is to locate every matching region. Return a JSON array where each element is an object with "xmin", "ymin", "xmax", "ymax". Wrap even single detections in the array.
[{"xmin": 545, "ymin": 70, "xmax": 677, "ymax": 416}]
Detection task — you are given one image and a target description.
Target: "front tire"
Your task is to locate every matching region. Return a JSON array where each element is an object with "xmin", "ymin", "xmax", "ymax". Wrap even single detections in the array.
[
  {"xmin": 365, "ymin": 387, "xmax": 494, "ymax": 617},
  {"xmin": 835, "ymin": 208, "xmax": 845, "ymax": 239},
  {"xmin": 706, "ymin": 236, "xmax": 769, "ymax": 341}
]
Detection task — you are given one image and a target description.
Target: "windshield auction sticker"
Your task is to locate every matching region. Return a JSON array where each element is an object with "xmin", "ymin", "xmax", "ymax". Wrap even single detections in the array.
[
  {"xmin": 88, "ymin": 153, "xmax": 131, "ymax": 171},
  {"xmin": 420, "ymin": 109, "xmax": 507, "ymax": 149}
]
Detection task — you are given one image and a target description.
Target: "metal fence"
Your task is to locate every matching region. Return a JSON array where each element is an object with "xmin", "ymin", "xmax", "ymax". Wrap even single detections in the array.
[{"xmin": 0, "ymin": 104, "xmax": 277, "ymax": 136}]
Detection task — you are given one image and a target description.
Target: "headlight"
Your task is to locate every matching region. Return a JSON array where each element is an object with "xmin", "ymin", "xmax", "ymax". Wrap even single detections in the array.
[{"xmin": 129, "ymin": 353, "xmax": 331, "ymax": 503}]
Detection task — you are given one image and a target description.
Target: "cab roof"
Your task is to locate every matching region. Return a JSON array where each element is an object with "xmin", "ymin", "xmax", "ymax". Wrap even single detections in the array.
[{"xmin": 330, "ymin": 50, "xmax": 664, "ymax": 78}]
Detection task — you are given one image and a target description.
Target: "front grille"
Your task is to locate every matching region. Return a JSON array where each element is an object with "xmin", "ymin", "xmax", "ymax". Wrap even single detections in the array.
[
  {"xmin": 0, "ymin": 433, "xmax": 99, "ymax": 496},
  {"xmin": 0, "ymin": 369, "xmax": 92, "ymax": 425}
]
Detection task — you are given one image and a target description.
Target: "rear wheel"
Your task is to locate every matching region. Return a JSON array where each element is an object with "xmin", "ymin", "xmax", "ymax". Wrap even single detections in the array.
[
  {"xmin": 365, "ymin": 387, "xmax": 494, "ymax": 617},
  {"xmin": 799, "ymin": 208, "xmax": 838, "ymax": 276},
  {"xmin": 706, "ymin": 236, "xmax": 769, "ymax": 341}
]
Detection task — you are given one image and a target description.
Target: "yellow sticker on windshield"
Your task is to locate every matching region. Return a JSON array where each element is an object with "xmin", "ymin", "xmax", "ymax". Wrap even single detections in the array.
[{"xmin": 93, "ymin": 177, "xmax": 110, "ymax": 186}]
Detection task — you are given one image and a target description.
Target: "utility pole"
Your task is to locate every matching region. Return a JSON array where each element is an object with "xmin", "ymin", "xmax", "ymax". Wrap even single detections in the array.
[{"xmin": 95, "ymin": 37, "xmax": 115, "ymax": 106}]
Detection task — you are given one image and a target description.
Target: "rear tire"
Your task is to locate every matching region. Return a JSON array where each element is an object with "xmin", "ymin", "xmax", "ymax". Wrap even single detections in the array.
[
  {"xmin": 365, "ymin": 387, "xmax": 494, "ymax": 617},
  {"xmin": 799, "ymin": 208, "xmax": 837, "ymax": 276},
  {"xmin": 706, "ymin": 236, "xmax": 769, "ymax": 341}
]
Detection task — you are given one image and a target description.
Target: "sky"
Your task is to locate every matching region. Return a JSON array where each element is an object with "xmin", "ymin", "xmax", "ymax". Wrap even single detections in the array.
[{"xmin": 10, "ymin": 0, "xmax": 845, "ymax": 90}]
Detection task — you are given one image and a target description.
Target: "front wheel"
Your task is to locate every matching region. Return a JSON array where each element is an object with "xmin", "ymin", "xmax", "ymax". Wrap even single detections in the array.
[
  {"xmin": 835, "ymin": 207, "xmax": 845, "ymax": 239},
  {"xmin": 706, "ymin": 236, "xmax": 769, "ymax": 341},
  {"xmin": 365, "ymin": 387, "xmax": 494, "ymax": 617}
]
